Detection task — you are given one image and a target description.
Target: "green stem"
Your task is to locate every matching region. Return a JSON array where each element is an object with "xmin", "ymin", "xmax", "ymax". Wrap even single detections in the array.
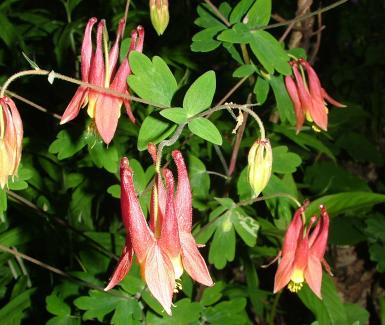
[
  {"xmin": 238, "ymin": 192, "xmax": 301, "ymax": 207},
  {"xmin": 269, "ymin": 291, "xmax": 282, "ymax": 325},
  {"xmin": 0, "ymin": 69, "xmax": 167, "ymax": 108},
  {"xmin": 253, "ymin": 0, "xmax": 349, "ymax": 32},
  {"xmin": 0, "ymin": 244, "xmax": 130, "ymax": 299}
]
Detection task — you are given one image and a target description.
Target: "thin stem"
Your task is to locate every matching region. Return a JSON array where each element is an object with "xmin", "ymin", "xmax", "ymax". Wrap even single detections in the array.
[
  {"xmin": 252, "ymin": 0, "xmax": 349, "ymax": 32},
  {"xmin": 203, "ymin": 0, "xmax": 231, "ymax": 27},
  {"xmin": 121, "ymin": 0, "xmax": 131, "ymax": 37},
  {"xmin": 206, "ymin": 171, "xmax": 229, "ymax": 180},
  {"xmin": 215, "ymin": 76, "xmax": 248, "ymax": 107},
  {"xmin": 7, "ymin": 191, "xmax": 118, "ymax": 261},
  {"xmin": 0, "ymin": 244, "xmax": 130, "ymax": 299},
  {"xmin": 269, "ymin": 292, "xmax": 282, "ymax": 325},
  {"xmin": 0, "ymin": 70, "xmax": 48, "ymax": 98},
  {"xmin": 0, "ymin": 69, "xmax": 167, "ymax": 108},
  {"xmin": 155, "ymin": 122, "xmax": 187, "ymax": 172},
  {"xmin": 214, "ymin": 144, "xmax": 229, "ymax": 176},
  {"xmin": 1, "ymin": 88, "xmax": 62, "ymax": 120},
  {"xmin": 202, "ymin": 103, "xmax": 265, "ymax": 139},
  {"xmin": 238, "ymin": 192, "xmax": 301, "ymax": 208}
]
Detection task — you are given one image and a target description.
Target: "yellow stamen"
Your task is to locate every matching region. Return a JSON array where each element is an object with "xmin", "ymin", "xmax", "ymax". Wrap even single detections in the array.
[
  {"xmin": 288, "ymin": 269, "xmax": 304, "ymax": 293},
  {"xmin": 174, "ymin": 279, "xmax": 183, "ymax": 293},
  {"xmin": 288, "ymin": 281, "xmax": 303, "ymax": 293}
]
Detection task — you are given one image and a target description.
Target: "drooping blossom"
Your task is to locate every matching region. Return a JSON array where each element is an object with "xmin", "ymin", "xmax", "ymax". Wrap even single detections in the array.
[
  {"xmin": 247, "ymin": 138, "xmax": 272, "ymax": 198},
  {"xmin": 273, "ymin": 203, "xmax": 332, "ymax": 298},
  {"xmin": 0, "ymin": 97, "xmax": 23, "ymax": 189},
  {"xmin": 285, "ymin": 59, "xmax": 346, "ymax": 133},
  {"xmin": 61, "ymin": 18, "xmax": 144, "ymax": 144},
  {"xmin": 150, "ymin": 0, "xmax": 169, "ymax": 35},
  {"xmin": 105, "ymin": 149, "xmax": 213, "ymax": 314}
]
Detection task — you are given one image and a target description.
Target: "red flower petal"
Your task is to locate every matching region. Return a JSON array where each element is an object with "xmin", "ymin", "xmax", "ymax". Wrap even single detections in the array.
[
  {"xmin": 144, "ymin": 243, "xmax": 175, "ymax": 315},
  {"xmin": 172, "ymin": 150, "xmax": 192, "ymax": 232},
  {"xmin": 180, "ymin": 232, "xmax": 213, "ymax": 287},
  {"xmin": 104, "ymin": 235, "xmax": 133, "ymax": 291},
  {"xmin": 120, "ymin": 158, "xmax": 154, "ymax": 264}
]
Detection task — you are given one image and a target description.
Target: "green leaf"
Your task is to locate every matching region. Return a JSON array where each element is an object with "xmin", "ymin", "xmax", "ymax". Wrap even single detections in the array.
[
  {"xmin": 232, "ymin": 64, "xmax": 256, "ymax": 78},
  {"xmin": 188, "ymin": 117, "xmax": 222, "ymax": 145},
  {"xmin": 184, "ymin": 71, "xmax": 216, "ymax": 117},
  {"xmin": 160, "ymin": 107, "xmax": 188, "ymax": 124},
  {"xmin": 273, "ymin": 125, "xmax": 336, "ymax": 161},
  {"xmin": 229, "ymin": 0, "xmax": 254, "ymax": 24},
  {"xmin": 195, "ymin": 4, "xmax": 227, "ymax": 29},
  {"xmin": 107, "ymin": 185, "xmax": 120, "ymax": 198},
  {"xmin": 304, "ymin": 162, "xmax": 371, "ymax": 194},
  {"xmin": 298, "ymin": 274, "xmax": 348, "ymax": 325},
  {"xmin": 269, "ymin": 75, "xmax": 296, "ymax": 125},
  {"xmin": 88, "ymin": 141, "xmax": 119, "ymax": 173},
  {"xmin": 146, "ymin": 299, "xmax": 203, "ymax": 325},
  {"xmin": 344, "ymin": 304, "xmax": 369, "ymax": 325},
  {"xmin": 0, "ymin": 227, "xmax": 31, "ymax": 246},
  {"xmin": 49, "ymin": 130, "xmax": 87, "ymax": 159},
  {"xmin": 272, "ymin": 146, "xmax": 302, "ymax": 174},
  {"xmin": 128, "ymin": 52, "xmax": 177, "ymax": 107},
  {"xmin": 200, "ymin": 282, "xmax": 224, "ymax": 306},
  {"xmin": 231, "ymin": 210, "xmax": 259, "ymax": 247},
  {"xmin": 0, "ymin": 288, "xmax": 36, "ymax": 324},
  {"xmin": 209, "ymin": 212, "xmax": 236, "ymax": 269},
  {"xmin": 217, "ymin": 23, "xmax": 253, "ymax": 44},
  {"xmin": 306, "ymin": 192, "xmax": 385, "ymax": 218},
  {"xmin": 237, "ymin": 167, "xmax": 254, "ymax": 201},
  {"xmin": 74, "ymin": 290, "xmax": 126, "ymax": 322},
  {"xmin": 254, "ymin": 77, "xmax": 270, "ymax": 104},
  {"xmin": 336, "ymin": 131, "xmax": 383, "ymax": 165},
  {"xmin": 246, "ymin": 0, "xmax": 271, "ymax": 27},
  {"xmin": 46, "ymin": 293, "xmax": 71, "ymax": 316},
  {"xmin": 0, "ymin": 13, "xmax": 18, "ymax": 47},
  {"xmin": 188, "ymin": 154, "xmax": 211, "ymax": 199},
  {"xmin": 250, "ymin": 30, "xmax": 291, "ymax": 75},
  {"xmin": 46, "ymin": 315, "xmax": 80, "ymax": 325},
  {"xmin": 111, "ymin": 300, "xmax": 142, "ymax": 325},
  {"xmin": 137, "ymin": 115, "xmax": 177, "ymax": 151},
  {"xmin": 203, "ymin": 297, "xmax": 249, "ymax": 324},
  {"xmin": 191, "ymin": 26, "xmax": 224, "ymax": 52}
]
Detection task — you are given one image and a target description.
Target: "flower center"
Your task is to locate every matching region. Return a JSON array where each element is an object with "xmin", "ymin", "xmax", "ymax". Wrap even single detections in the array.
[{"xmin": 288, "ymin": 269, "xmax": 305, "ymax": 293}]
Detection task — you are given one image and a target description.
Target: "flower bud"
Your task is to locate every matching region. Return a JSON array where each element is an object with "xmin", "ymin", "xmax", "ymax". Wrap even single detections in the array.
[
  {"xmin": 247, "ymin": 138, "xmax": 272, "ymax": 197},
  {"xmin": 150, "ymin": 0, "xmax": 169, "ymax": 36}
]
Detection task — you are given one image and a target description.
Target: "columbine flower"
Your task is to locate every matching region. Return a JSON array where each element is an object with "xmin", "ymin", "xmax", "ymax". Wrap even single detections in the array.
[
  {"xmin": 150, "ymin": 0, "xmax": 169, "ymax": 35},
  {"xmin": 0, "ymin": 97, "xmax": 23, "ymax": 189},
  {"xmin": 105, "ymin": 149, "xmax": 213, "ymax": 314},
  {"xmin": 61, "ymin": 18, "xmax": 144, "ymax": 144},
  {"xmin": 273, "ymin": 203, "xmax": 332, "ymax": 298},
  {"xmin": 285, "ymin": 59, "xmax": 346, "ymax": 133},
  {"xmin": 171, "ymin": 150, "xmax": 214, "ymax": 287},
  {"xmin": 247, "ymin": 138, "xmax": 272, "ymax": 197}
]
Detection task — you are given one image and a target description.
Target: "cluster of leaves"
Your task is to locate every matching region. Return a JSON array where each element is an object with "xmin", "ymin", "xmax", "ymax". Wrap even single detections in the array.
[{"xmin": 0, "ymin": 0, "xmax": 385, "ymax": 324}]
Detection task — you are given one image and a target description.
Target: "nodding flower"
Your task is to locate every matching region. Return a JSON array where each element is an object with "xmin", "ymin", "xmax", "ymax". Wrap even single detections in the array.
[
  {"xmin": 105, "ymin": 148, "xmax": 213, "ymax": 315},
  {"xmin": 247, "ymin": 138, "xmax": 272, "ymax": 198},
  {"xmin": 0, "ymin": 96, "xmax": 23, "ymax": 189},
  {"xmin": 273, "ymin": 203, "xmax": 332, "ymax": 298},
  {"xmin": 285, "ymin": 59, "xmax": 346, "ymax": 133},
  {"xmin": 61, "ymin": 18, "xmax": 145, "ymax": 144}
]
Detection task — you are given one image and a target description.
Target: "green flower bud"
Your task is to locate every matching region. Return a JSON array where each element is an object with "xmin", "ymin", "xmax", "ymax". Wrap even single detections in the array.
[
  {"xmin": 150, "ymin": 0, "xmax": 169, "ymax": 36},
  {"xmin": 247, "ymin": 138, "xmax": 272, "ymax": 197}
]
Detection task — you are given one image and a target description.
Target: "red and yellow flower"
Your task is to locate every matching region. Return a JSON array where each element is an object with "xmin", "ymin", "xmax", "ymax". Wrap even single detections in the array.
[
  {"xmin": 274, "ymin": 203, "xmax": 332, "ymax": 298},
  {"xmin": 61, "ymin": 18, "xmax": 144, "ymax": 144},
  {"xmin": 105, "ymin": 149, "xmax": 213, "ymax": 314},
  {"xmin": 0, "ymin": 97, "xmax": 23, "ymax": 189},
  {"xmin": 285, "ymin": 59, "xmax": 346, "ymax": 133}
]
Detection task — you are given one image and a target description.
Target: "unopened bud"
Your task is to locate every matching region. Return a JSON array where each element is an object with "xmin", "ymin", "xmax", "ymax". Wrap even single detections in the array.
[
  {"xmin": 247, "ymin": 138, "xmax": 272, "ymax": 197},
  {"xmin": 150, "ymin": 0, "xmax": 169, "ymax": 36}
]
